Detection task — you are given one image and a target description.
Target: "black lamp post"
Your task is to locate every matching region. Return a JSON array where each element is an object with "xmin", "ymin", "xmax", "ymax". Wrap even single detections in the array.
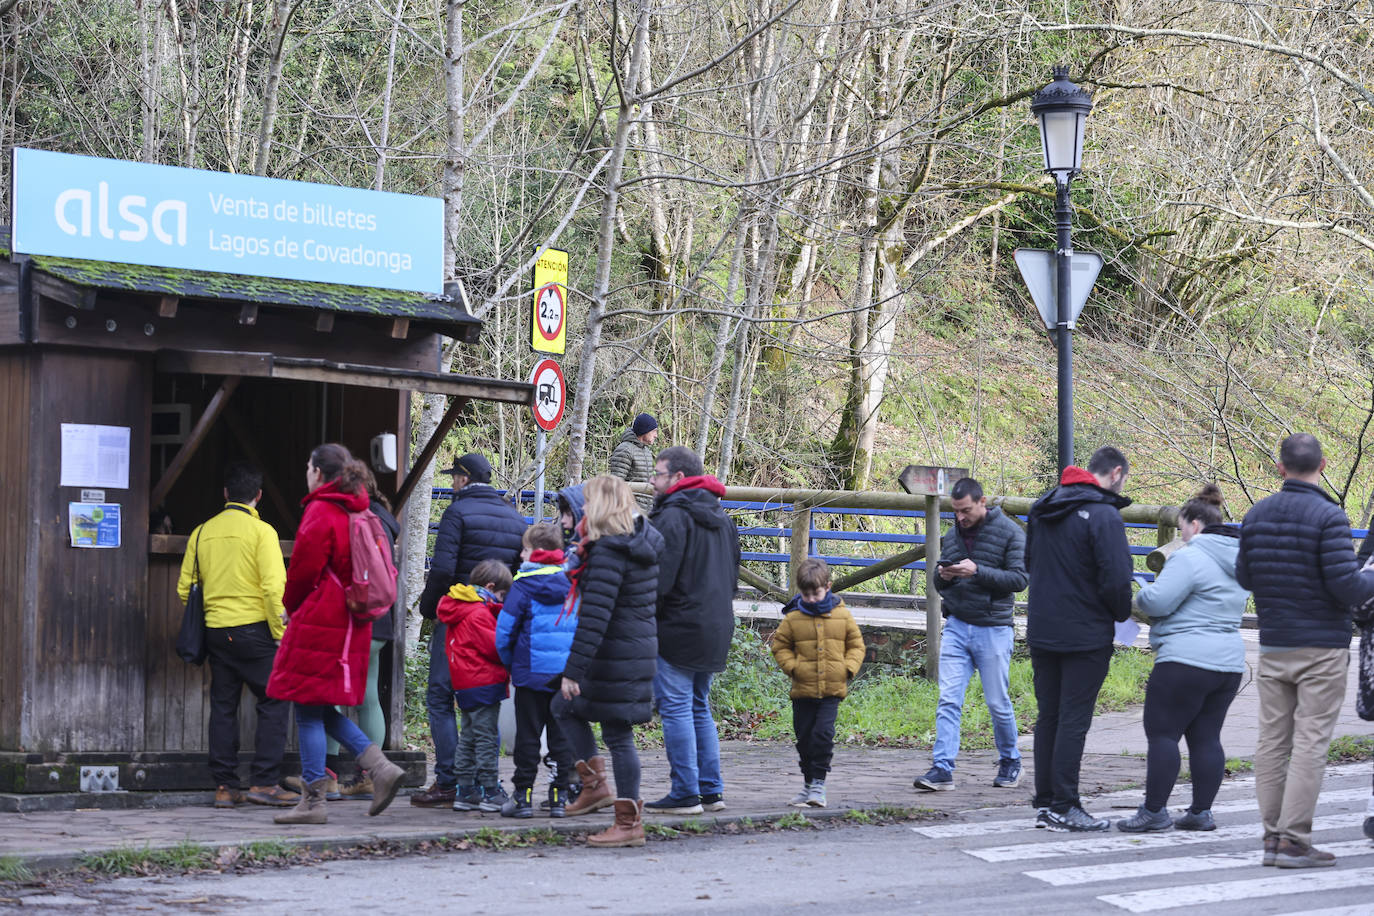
[{"xmin": 1031, "ymin": 65, "xmax": 1093, "ymax": 472}]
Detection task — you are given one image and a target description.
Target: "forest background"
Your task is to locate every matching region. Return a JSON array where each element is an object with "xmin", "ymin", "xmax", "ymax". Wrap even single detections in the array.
[{"xmin": 3, "ymin": 0, "xmax": 1374, "ymax": 618}]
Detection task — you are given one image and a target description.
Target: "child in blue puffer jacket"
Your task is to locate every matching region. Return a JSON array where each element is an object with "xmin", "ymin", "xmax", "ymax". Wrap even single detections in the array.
[{"xmin": 495, "ymin": 523, "xmax": 578, "ymax": 817}]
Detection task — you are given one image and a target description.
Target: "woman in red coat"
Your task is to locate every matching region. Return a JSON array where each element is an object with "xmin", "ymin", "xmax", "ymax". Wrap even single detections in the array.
[{"xmin": 267, "ymin": 443, "xmax": 403, "ymax": 824}]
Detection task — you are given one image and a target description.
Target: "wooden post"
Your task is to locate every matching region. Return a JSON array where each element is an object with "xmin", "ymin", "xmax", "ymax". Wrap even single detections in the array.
[
  {"xmin": 789, "ymin": 501, "xmax": 812, "ymax": 592},
  {"xmin": 393, "ymin": 396, "xmax": 469, "ymax": 514},
  {"xmin": 924, "ymin": 494, "xmax": 942, "ymax": 682},
  {"xmin": 911, "ymin": 513, "xmax": 922, "ymax": 595},
  {"xmin": 831, "ymin": 543, "xmax": 926, "ymax": 593}
]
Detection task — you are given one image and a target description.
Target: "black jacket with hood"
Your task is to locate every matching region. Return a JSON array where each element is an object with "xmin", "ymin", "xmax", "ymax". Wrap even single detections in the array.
[
  {"xmin": 649, "ymin": 475, "xmax": 741, "ymax": 672},
  {"xmin": 1025, "ymin": 466, "xmax": 1134, "ymax": 652},
  {"xmin": 562, "ymin": 516, "xmax": 664, "ymax": 726}
]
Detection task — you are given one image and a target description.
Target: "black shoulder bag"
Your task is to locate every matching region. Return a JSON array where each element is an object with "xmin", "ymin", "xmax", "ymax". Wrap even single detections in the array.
[{"xmin": 175, "ymin": 527, "xmax": 209, "ymax": 665}]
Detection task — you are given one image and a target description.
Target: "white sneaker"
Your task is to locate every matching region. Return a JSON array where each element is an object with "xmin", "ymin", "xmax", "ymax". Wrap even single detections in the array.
[
  {"xmin": 788, "ymin": 782, "xmax": 812, "ymax": 807},
  {"xmin": 806, "ymin": 781, "xmax": 827, "ymax": 808}
]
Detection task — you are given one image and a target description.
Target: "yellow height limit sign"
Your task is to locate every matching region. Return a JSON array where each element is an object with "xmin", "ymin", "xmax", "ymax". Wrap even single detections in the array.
[{"xmin": 531, "ymin": 247, "xmax": 568, "ymax": 354}]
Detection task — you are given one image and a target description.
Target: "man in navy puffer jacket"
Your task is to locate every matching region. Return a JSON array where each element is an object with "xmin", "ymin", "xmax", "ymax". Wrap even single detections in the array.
[
  {"xmin": 412, "ymin": 453, "xmax": 526, "ymax": 808},
  {"xmin": 1237, "ymin": 433, "xmax": 1374, "ymax": 868}
]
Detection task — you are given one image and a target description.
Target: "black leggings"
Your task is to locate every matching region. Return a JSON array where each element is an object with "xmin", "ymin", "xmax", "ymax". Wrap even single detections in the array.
[
  {"xmin": 1142, "ymin": 661, "xmax": 1241, "ymax": 812},
  {"xmin": 552, "ymin": 694, "xmax": 641, "ymax": 800}
]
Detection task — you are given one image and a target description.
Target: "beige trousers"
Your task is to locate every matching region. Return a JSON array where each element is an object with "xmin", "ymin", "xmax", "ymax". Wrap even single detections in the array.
[{"xmin": 1254, "ymin": 646, "xmax": 1349, "ymax": 847}]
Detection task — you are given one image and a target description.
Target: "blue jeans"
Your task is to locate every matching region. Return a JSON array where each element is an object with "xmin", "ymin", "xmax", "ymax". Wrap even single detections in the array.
[
  {"xmin": 932, "ymin": 617, "xmax": 1020, "ymax": 772},
  {"xmin": 653, "ymin": 657, "xmax": 723, "ymax": 799},
  {"xmin": 426, "ymin": 623, "xmax": 459, "ymax": 788},
  {"xmin": 296, "ymin": 704, "xmax": 371, "ymax": 784}
]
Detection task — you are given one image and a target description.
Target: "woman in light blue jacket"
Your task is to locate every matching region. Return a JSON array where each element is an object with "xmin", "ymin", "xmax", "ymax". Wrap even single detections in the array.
[{"xmin": 1118, "ymin": 484, "xmax": 1248, "ymax": 833}]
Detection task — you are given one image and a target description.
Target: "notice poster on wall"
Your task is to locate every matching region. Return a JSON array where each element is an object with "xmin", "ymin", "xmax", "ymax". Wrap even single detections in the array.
[
  {"xmin": 69, "ymin": 503, "xmax": 122, "ymax": 548},
  {"xmin": 60, "ymin": 423, "xmax": 130, "ymax": 489}
]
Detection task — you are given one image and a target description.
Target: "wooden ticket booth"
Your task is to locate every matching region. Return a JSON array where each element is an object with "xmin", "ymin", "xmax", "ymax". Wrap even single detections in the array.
[{"xmin": 0, "ymin": 226, "xmax": 531, "ymax": 800}]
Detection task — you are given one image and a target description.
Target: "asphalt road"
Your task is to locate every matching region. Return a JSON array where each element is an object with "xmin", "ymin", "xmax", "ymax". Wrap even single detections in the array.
[{"xmin": 13, "ymin": 764, "xmax": 1374, "ymax": 915}]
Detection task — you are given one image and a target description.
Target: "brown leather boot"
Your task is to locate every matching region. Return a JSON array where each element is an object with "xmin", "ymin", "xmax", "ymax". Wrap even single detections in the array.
[
  {"xmin": 563, "ymin": 758, "xmax": 614, "ymax": 816},
  {"xmin": 356, "ymin": 744, "xmax": 405, "ymax": 817},
  {"xmin": 587, "ymin": 800, "xmax": 645, "ymax": 848},
  {"xmin": 273, "ymin": 777, "xmax": 329, "ymax": 825}
]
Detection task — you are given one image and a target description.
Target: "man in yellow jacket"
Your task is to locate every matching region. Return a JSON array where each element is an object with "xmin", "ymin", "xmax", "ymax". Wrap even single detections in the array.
[{"xmin": 177, "ymin": 462, "xmax": 295, "ymax": 809}]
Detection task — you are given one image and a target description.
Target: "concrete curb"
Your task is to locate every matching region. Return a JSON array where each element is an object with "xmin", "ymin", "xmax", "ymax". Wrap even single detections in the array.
[{"xmin": 10, "ymin": 801, "xmax": 961, "ymax": 874}]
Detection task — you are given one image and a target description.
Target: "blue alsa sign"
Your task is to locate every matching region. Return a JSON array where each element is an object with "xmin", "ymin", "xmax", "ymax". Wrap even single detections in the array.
[{"xmin": 10, "ymin": 148, "xmax": 443, "ymax": 295}]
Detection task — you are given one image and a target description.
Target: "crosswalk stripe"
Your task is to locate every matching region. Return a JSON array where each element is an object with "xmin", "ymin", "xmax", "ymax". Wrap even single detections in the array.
[
  {"xmin": 912, "ymin": 788, "xmax": 1368, "ymax": 840},
  {"xmin": 1270, "ymin": 906, "xmax": 1374, "ymax": 916},
  {"xmin": 1096, "ymin": 865, "xmax": 1374, "ymax": 913},
  {"xmin": 965, "ymin": 813, "xmax": 1364, "ymax": 862},
  {"xmin": 1024, "ymin": 840, "xmax": 1374, "ymax": 886}
]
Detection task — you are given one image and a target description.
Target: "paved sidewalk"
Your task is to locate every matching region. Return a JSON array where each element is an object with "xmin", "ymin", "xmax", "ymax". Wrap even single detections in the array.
[{"xmin": 0, "ymin": 743, "xmax": 1145, "ymax": 871}]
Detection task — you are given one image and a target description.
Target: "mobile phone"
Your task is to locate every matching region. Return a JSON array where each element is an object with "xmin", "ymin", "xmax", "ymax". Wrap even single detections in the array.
[{"xmin": 937, "ymin": 560, "xmax": 955, "ymax": 567}]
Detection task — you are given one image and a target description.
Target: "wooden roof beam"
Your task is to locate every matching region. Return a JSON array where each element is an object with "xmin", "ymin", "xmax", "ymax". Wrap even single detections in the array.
[
  {"xmin": 393, "ymin": 395, "xmax": 469, "ymax": 514},
  {"xmin": 150, "ymin": 375, "xmax": 241, "ymax": 510}
]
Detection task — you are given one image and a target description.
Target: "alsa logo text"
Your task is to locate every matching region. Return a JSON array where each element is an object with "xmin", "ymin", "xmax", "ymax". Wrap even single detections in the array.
[{"xmin": 54, "ymin": 183, "xmax": 188, "ymax": 245}]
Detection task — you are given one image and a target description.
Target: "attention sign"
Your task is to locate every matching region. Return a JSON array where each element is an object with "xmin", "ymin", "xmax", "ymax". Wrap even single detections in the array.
[
  {"xmin": 10, "ymin": 148, "xmax": 443, "ymax": 295},
  {"xmin": 531, "ymin": 247, "xmax": 568, "ymax": 354}
]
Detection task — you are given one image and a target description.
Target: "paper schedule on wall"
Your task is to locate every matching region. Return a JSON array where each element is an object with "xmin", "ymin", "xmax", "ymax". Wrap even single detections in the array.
[{"xmin": 60, "ymin": 424, "xmax": 130, "ymax": 489}]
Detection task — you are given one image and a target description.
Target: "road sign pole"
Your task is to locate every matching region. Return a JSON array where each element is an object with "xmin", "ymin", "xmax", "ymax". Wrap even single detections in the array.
[
  {"xmin": 1054, "ymin": 178, "xmax": 1074, "ymax": 473},
  {"xmin": 532, "ymin": 428, "xmax": 546, "ymax": 524}
]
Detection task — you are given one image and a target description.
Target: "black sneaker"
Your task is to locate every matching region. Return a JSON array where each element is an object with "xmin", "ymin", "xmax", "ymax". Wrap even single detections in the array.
[
  {"xmin": 547, "ymin": 785, "xmax": 567, "ymax": 818},
  {"xmin": 479, "ymin": 784, "xmax": 509, "ymax": 813},
  {"xmin": 644, "ymin": 793, "xmax": 703, "ymax": 815},
  {"xmin": 451, "ymin": 784, "xmax": 483, "ymax": 811},
  {"xmin": 1116, "ymin": 804, "xmax": 1172, "ymax": 833},
  {"xmin": 914, "ymin": 766, "xmax": 954, "ymax": 791},
  {"xmin": 501, "ymin": 786, "xmax": 534, "ymax": 819},
  {"xmin": 1034, "ymin": 807, "xmax": 1052, "ymax": 828},
  {"xmin": 1173, "ymin": 809, "xmax": 1216, "ymax": 832},
  {"xmin": 992, "ymin": 758, "xmax": 1021, "ymax": 788},
  {"xmin": 701, "ymin": 793, "xmax": 726, "ymax": 812},
  {"xmin": 1044, "ymin": 806, "xmax": 1110, "ymax": 832}
]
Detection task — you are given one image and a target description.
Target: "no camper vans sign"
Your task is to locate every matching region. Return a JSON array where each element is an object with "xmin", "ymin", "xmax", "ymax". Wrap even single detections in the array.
[{"xmin": 10, "ymin": 148, "xmax": 443, "ymax": 295}]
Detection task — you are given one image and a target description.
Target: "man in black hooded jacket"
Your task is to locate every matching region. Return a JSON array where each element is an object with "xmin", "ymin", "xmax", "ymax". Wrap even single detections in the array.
[
  {"xmin": 645, "ymin": 445, "xmax": 741, "ymax": 815},
  {"xmin": 1026, "ymin": 445, "xmax": 1134, "ymax": 833}
]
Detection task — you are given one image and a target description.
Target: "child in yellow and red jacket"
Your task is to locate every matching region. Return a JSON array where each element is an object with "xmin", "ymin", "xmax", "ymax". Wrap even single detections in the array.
[
  {"xmin": 436, "ymin": 558, "xmax": 514, "ymax": 812},
  {"xmin": 771, "ymin": 557, "xmax": 866, "ymax": 810}
]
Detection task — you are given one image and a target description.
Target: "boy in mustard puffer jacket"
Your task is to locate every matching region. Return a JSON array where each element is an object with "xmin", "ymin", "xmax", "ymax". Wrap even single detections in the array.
[{"xmin": 771, "ymin": 557, "xmax": 866, "ymax": 809}]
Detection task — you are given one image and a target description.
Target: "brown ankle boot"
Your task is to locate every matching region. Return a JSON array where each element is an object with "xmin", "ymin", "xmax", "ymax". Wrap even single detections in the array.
[
  {"xmin": 274, "ymin": 776, "xmax": 329, "ymax": 825},
  {"xmin": 564, "ymin": 757, "xmax": 615, "ymax": 816},
  {"xmin": 356, "ymin": 744, "xmax": 405, "ymax": 817},
  {"xmin": 588, "ymin": 799, "xmax": 644, "ymax": 848}
]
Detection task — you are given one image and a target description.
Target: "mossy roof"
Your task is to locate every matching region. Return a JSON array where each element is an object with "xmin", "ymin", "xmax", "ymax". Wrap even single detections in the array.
[{"xmin": 0, "ymin": 226, "xmax": 480, "ymax": 335}]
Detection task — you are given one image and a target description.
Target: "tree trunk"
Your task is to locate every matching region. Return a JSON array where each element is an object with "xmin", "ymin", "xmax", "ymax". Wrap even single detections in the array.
[
  {"xmin": 564, "ymin": 0, "xmax": 651, "ymax": 482},
  {"xmin": 252, "ymin": 0, "xmax": 297, "ymax": 176}
]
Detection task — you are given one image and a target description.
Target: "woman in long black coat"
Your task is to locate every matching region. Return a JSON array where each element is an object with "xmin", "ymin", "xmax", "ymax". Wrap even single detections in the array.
[{"xmin": 556, "ymin": 475, "xmax": 662, "ymax": 848}]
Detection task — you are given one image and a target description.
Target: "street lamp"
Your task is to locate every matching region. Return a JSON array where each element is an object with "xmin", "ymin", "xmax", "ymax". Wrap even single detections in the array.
[{"xmin": 1031, "ymin": 65, "xmax": 1093, "ymax": 472}]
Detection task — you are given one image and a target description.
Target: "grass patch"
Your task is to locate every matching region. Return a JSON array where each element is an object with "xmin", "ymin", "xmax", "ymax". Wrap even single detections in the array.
[
  {"xmin": 80, "ymin": 842, "xmax": 213, "ymax": 876},
  {"xmin": 240, "ymin": 840, "xmax": 296, "ymax": 862},
  {"xmin": 644, "ymin": 823, "xmax": 680, "ymax": 838},
  {"xmin": 845, "ymin": 809, "xmax": 873, "ymax": 823},
  {"xmin": 0, "ymin": 856, "xmax": 33, "ymax": 883},
  {"xmin": 774, "ymin": 811, "xmax": 813, "ymax": 829},
  {"xmin": 1224, "ymin": 757, "xmax": 1254, "ymax": 775},
  {"xmin": 1328, "ymin": 735, "xmax": 1374, "ymax": 763}
]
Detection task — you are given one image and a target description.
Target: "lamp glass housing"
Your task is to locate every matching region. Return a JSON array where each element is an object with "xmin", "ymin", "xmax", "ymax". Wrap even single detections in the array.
[{"xmin": 1037, "ymin": 108, "xmax": 1086, "ymax": 177}]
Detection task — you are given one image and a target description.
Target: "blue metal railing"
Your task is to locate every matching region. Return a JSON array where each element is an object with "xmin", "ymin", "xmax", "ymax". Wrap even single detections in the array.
[{"xmin": 424, "ymin": 487, "xmax": 1369, "ymax": 590}]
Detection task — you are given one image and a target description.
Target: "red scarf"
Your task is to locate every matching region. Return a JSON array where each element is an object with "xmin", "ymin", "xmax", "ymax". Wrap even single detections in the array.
[{"xmin": 557, "ymin": 518, "xmax": 588, "ymax": 626}]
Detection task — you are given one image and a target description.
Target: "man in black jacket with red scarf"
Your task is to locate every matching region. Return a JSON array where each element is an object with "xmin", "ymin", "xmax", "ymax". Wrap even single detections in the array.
[
  {"xmin": 645, "ymin": 445, "xmax": 741, "ymax": 815},
  {"xmin": 1026, "ymin": 446, "xmax": 1134, "ymax": 833}
]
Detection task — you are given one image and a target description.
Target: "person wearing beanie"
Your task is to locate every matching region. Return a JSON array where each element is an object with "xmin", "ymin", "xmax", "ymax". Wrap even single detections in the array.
[{"xmin": 608, "ymin": 413, "xmax": 659, "ymax": 509}]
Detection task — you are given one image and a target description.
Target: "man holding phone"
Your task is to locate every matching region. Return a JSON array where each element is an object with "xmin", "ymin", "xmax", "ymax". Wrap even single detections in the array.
[{"xmin": 915, "ymin": 478, "xmax": 1028, "ymax": 792}]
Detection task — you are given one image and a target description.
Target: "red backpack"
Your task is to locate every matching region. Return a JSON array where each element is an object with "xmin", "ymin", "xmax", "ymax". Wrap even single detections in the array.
[{"xmin": 328, "ymin": 508, "xmax": 399, "ymax": 621}]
